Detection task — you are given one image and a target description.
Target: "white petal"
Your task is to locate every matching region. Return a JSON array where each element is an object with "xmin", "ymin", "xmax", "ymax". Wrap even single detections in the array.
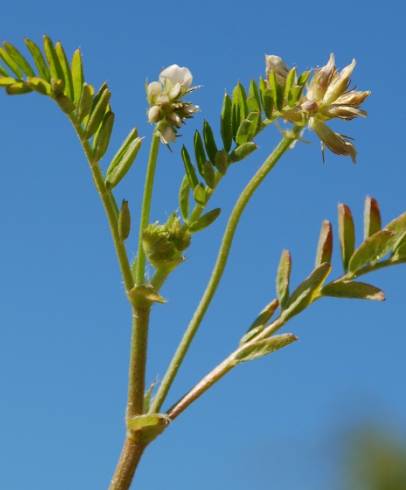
[
  {"xmin": 160, "ymin": 64, "xmax": 193, "ymax": 88},
  {"xmin": 146, "ymin": 81, "xmax": 162, "ymax": 103}
]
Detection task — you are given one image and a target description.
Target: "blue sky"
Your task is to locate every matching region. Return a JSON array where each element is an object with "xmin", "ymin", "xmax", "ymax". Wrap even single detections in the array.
[{"xmin": 0, "ymin": 1, "xmax": 405, "ymax": 489}]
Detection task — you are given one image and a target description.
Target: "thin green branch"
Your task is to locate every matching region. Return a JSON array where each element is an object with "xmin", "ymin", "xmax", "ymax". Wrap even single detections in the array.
[
  {"xmin": 150, "ymin": 127, "xmax": 301, "ymax": 413},
  {"xmin": 135, "ymin": 131, "xmax": 161, "ymax": 285},
  {"xmin": 66, "ymin": 112, "xmax": 134, "ymax": 292}
]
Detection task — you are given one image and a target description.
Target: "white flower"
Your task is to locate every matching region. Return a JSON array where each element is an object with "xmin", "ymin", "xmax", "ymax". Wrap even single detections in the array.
[{"xmin": 159, "ymin": 64, "xmax": 193, "ymax": 90}]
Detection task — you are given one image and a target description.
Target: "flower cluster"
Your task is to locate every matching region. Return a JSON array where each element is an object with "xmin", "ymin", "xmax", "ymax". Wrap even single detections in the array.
[
  {"xmin": 142, "ymin": 214, "xmax": 191, "ymax": 270},
  {"xmin": 302, "ymin": 54, "xmax": 370, "ymax": 162},
  {"xmin": 146, "ymin": 65, "xmax": 199, "ymax": 144}
]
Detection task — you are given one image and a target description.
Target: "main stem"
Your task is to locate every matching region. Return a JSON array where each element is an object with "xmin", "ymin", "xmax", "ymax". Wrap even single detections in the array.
[
  {"xmin": 151, "ymin": 129, "xmax": 300, "ymax": 413},
  {"xmin": 110, "ymin": 131, "xmax": 161, "ymax": 490}
]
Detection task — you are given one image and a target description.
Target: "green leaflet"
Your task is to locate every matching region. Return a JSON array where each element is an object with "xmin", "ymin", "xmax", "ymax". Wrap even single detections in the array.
[
  {"xmin": 214, "ymin": 150, "xmax": 228, "ymax": 174},
  {"xmin": 229, "ymin": 142, "xmax": 257, "ymax": 162},
  {"xmin": 6, "ymin": 82, "xmax": 32, "ymax": 95},
  {"xmin": 240, "ymin": 298, "xmax": 279, "ymax": 345},
  {"xmin": 385, "ymin": 211, "xmax": 406, "ymax": 236},
  {"xmin": 0, "ymin": 46, "xmax": 24, "ymax": 78},
  {"xmin": 338, "ymin": 203, "xmax": 355, "ymax": 272},
  {"xmin": 93, "ymin": 111, "xmax": 115, "ymax": 161},
  {"xmin": 26, "ymin": 76, "xmax": 51, "ymax": 95},
  {"xmin": 220, "ymin": 93, "xmax": 233, "ymax": 152},
  {"xmin": 348, "ymin": 229, "xmax": 395, "ymax": 275},
  {"xmin": 393, "ymin": 231, "xmax": 406, "ymax": 260},
  {"xmin": 181, "ymin": 145, "xmax": 199, "ymax": 188},
  {"xmin": 43, "ymin": 35, "xmax": 64, "ymax": 82},
  {"xmin": 282, "ymin": 67, "xmax": 297, "ymax": 107},
  {"xmin": 189, "ymin": 208, "xmax": 221, "ymax": 232},
  {"xmin": 364, "ymin": 196, "xmax": 381, "ymax": 239},
  {"xmin": 231, "ymin": 83, "xmax": 248, "ymax": 138},
  {"xmin": 77, "ymin": 83, "xmax": 94, "ymax": 122},
  {"xmin": 203, "ymin": 120, "xmax": 218, "ymax": 163},
  {"xmin": 85, "ymin": 86, "xmax": 111, "ymax": 137},
  {"xmin": 193, "ymin": 130, "xmax": 207, "ymax": 175},
  {"xmin": 118, "ymin": 200, "xmax": 131, "ymax": 241},
  {"xmin": 235, "ymin": 112, "xmax": 259, "ymax": 145},
  {"xmin": 276, "ymin": 250, "xmax": 291, "ymax": 308},
  {"xmin": 24, "ymin": 38, "xmax": 50, "ymax": 81},
  {"xmin": 105, "ymin": 135, "xmax": 142, "ymax": 187},
  {"xmin": 0, "ymin": 77, "xmax": 17, "ymax": 86},
  {"xmin": 3, "ymin": 42, "xmax": 35, "ymax": 77},
  {"xmin": 268, "ymin": 70, "xmax": 282, "ymax": 111},
  {"xmin": 71, "ymin": 48, "xmax": 84, "ymax": 105},
  {"xmin": 55, "ymin": 42, "xmax": 74, "ymax": 101},
  {"xmin": 193, "ymin": 183, "xmax": 207, "ymax": 205},
  {"xmin": 234, "ymin": 333, "xmax": 298, "ymax": 363},
  {"xmin": 282, "ymin": 262, "xmax": 331, "ymax": 320},
  {"xmin": 247, "ymin": 80, "xmax": 261, "ymax": 114},
  {"xmin": 178, "ymin": 176, "xmax": 190, "ymax": 221},
  {"xmin": 315, "ymin": 220, "xmax": 333, "ymax": 266},
  {"xmin": 322, "ymin": 281, "xmax": 384, "ymax": 301},
  {"xmin": 259, "ymin": 77, "xmax": 273, "ymax": 118}
]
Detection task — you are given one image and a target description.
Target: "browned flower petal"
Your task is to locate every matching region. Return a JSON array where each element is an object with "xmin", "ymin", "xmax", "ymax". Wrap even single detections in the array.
[
  {"xmin": 323, "ymin": 59, "xmax": 356, "ymax": 104},
  {"xmin": 323, "ymin": 105, "xmax": 367, "ymax": 120},
  {"xmin": 334, "ymin": 90, "xmax": 371, "ymax": 106},
  {"xmin": 310, "ymin": 119, "xmax": 357, "ymax": 162},
  {"xmin": 307, "ymin": 53, "xmax": 336, "ymax": 102}
]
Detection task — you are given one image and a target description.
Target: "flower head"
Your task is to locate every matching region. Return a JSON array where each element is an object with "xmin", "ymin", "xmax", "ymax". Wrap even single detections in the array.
[
  {"xmin": 301, "ymin": 54, "xmax": 370, "ymax": 162},
  {"xmin": 146, "ymin": 64, "xmax": 199, "ymax": 144}
]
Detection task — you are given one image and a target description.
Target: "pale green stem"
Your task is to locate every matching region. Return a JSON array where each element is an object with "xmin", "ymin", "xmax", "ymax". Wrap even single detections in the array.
[
  {"xmin": 135, "ymin": 131, "xmax": 161, "ymax": 285},
  {"xmin": 151, "ymin": 129, "xmax": 300, "ymax": 413},
  {"xmin": 167, "ymin": 315, "xmax": 286, "ymax": 420},
  {"xmin": 66, "ymin": 113, "xmax": 134, "ymax": 291}
]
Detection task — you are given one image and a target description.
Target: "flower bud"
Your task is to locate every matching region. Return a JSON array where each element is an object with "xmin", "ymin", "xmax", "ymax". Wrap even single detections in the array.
[
  {"xmin": 159, "ymin": 64, "xmax": 193, "ymax": 90},
  {"xmin": 148, "ymin": 105, "xmax": 162, "ymax": 123},
  {"xmin": 265, "ymin": 55, "xmax": 289, "ymax": 84}
]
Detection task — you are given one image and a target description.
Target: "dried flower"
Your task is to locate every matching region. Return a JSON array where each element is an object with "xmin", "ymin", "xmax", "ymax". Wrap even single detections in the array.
[
  {"xmin": 302, "ymin": 54, "xmax": 370, "ymax": 162},
  {"xmin": 146, "ymin": 64, "xmax": 199, "ymax": 144}
]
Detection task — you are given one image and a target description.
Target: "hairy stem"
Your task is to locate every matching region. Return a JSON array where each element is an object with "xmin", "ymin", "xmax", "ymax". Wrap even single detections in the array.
[
  {"xmin": 151, "ymin": 128, "xmax": 301, "ymax": 413},
  {"xmin": 135, "ymin": 131, "xmax": 161, "ymax": 285},
  {"xmin": 109, "ymin": 435, "xmax": 145, "ymax": 490}
]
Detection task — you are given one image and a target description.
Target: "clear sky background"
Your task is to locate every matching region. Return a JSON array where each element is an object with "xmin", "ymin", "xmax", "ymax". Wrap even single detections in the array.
[{"xmin": 0, "ymin": 1, "xmax": 405, "ymax": 489}]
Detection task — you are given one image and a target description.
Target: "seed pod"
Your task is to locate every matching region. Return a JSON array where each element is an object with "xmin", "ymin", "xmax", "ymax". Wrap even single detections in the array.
[{"xmin": 118, "ymin": 200, "xmax": 131, "ymax": 241}]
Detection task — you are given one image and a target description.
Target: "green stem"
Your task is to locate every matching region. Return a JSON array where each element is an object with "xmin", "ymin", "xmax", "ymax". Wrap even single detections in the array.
[
  {"xmin": 66, "ymin": 114, "xmax": 134, "ymax": 291},
  {"xmin": 151, "ymin": 129, "xmax": 300, "ymax": 413},
  {"xmin": 127, "ymin": 304, "xmax": 151, "ymax": 417},
  {"xmin": 135, "ymin": 131, "xmax": 161, "ymax": 285}
]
